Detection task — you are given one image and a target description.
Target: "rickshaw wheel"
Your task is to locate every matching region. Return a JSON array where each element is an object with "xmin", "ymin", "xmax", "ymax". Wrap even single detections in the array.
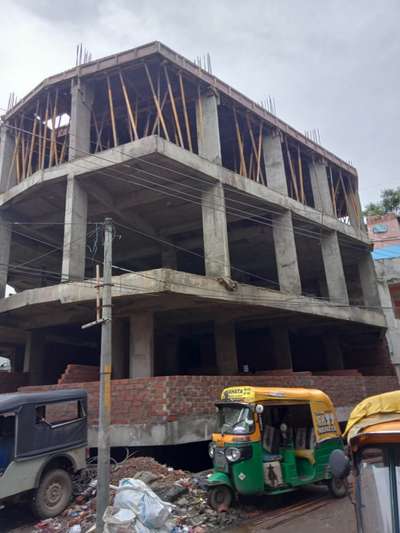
[
  {"xmin": 327, "ymin": 477, "xmax": 347, "ymax": 498},
  {"xmin": 32, "ymin": 468, "xmax": 73, "ymax": 518},
  {"xmin": 207, "ymin": 485, "xmax": 233, "ymax": 510}
]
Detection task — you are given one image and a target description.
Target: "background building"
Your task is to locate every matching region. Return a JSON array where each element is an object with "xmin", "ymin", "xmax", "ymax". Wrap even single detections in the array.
[{"xmin": 0, "ymin": 42, "xmax": 397, "ymax": 446}]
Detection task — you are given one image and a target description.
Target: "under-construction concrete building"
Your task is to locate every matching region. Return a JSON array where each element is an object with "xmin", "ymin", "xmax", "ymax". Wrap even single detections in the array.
[{"xmin": 0, "ymin": 42, "xmax": 397, "ymax": 447}]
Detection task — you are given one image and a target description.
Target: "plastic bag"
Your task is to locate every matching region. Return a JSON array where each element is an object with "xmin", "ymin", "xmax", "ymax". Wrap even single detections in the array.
[
  {"xmin": 113, "ymin": 478, "xmax": 173, "ymax": 530},
  {"xmin": 103, "ymin": 506, "xmax": 136, "ymax": 533}
]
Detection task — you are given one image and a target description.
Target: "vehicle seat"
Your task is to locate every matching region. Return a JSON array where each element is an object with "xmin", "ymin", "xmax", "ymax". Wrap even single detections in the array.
[
  {"xmin": 294, "ymin": 449, "xmax": 315, "ymax": 465},
  {"xmin": 294, "ymin": 427, "xmax": 315, "ymax": 465}
]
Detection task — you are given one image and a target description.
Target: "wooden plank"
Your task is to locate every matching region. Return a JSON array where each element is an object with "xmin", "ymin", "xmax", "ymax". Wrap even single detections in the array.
[
  {"xmin": 164, "ymin": 65, "xmax": 184, "ymax": 147},
  {"xmin": 106, "ymin": 75, "xmax": 118, "ymax": 147},
  {"xmin": 178, "ymin": 71, "xmax": 192, "ymax": 151},
  {"xmin": 144, "ymin": 63, "xmax": 170, "ymax": 141},
  {"xmin": 119, "ymin": 70, "xmax": 139, "ymax": 140}
]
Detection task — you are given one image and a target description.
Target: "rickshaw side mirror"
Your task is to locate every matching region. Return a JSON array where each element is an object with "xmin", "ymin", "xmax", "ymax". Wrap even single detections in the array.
[
  {"xmin": 329, "ymin": 449, "xmax": 351, "ymax": 479},
  {"xmin": 255, "ymin": 404, "xmax": 264, "ymax": 414}
]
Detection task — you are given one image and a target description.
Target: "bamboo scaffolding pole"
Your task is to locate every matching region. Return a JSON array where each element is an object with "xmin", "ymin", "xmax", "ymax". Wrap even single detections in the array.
[
  {"xmin": 285, "ymin": 137, "xmax": 299, "ymax": 201},
  {"xmin": 178, "ymin": 71, "xmax": 192, "ymax": 151},
  {"xmin": 233, "ymin": 108, "xmax": 247, "ymax": 177},
  {"xmin": 27, "ymin": 100, "xmax": 40, "ymax": 176},
  {"xmin": 297, "ymin": 145, "xmax": 305, "ymax": 204},
  {"xmin": 49, "ymin": 89, "xmax": 59, "ymax": 167},
  {"xmin": 40, "ymin": 92, "xmax": 50, "ymax": 170},
  {"xmin": 256, "ymin": 121, "xmax": 263, "ymax": 184},
  {"xmin": 164, "ymin": 65, "xmax": 184, "ymax": 148},
  {"xmin": 119, "ymin": 71, "xmax": 139, "ymax": 141},
  {"xmin": 151, "ymin": 91, "xmax": 168, "ymax": 135},
  {"xmin": 144, "ymin": 64, "xmax": 170, "ymax": 141},
  {"xmin": 106, "ymin": 76, "xmax": 118, "ymax": 147}
]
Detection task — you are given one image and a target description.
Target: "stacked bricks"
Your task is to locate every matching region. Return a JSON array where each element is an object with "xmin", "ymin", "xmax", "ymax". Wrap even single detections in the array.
[
  {"xmin": 19, "ymin": 373, "xmax": 399, "ymax": 429},
  {"xmin": 58, "ymin": 364, "xmax": 100, "ymax": 384}
]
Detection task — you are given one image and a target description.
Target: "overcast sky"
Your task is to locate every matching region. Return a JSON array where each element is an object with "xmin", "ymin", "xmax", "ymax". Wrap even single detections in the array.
[{"xmin": 0, "ymin": 0, "xmax": 399, "ymax": 206}]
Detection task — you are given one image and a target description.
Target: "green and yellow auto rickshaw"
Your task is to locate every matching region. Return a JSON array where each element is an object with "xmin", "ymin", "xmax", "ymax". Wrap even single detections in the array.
[{"xmin": 207, "ymin": 386, "xmax": 346, "ymax": 509}]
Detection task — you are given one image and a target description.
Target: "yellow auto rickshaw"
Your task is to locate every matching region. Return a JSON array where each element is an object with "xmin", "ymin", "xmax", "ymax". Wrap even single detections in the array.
[
  {"xmin": 330, "ymin": 390, "xmax": 400, "ymax": 533},
  {"xmin": 207, "ymin": 386, "xmax": 345, "ymax": 509}
]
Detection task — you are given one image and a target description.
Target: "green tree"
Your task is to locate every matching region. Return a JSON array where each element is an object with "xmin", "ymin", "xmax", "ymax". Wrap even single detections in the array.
[{"xmin": 363, "ymin": 187, "xmax": 400, "ymax": 216}]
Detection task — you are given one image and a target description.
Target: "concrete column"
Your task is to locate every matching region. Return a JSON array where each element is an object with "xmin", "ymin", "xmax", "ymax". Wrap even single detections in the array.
[
  {"xmin": 11, "ymin": 345, "xmax": 25, "ymax": 373},
  {"xmin": 309, "ymin": 160, "xmax": 334, "ymax": 215},
  {"xmin": 196, "ymin": 89, "xmax": 221, "ymax": 164},
  {"xmin": 263, "ymin": 131, "xmax": 288, "ymax": 195},
  {"xmin": 0, "ymin": 212, "xmax": 11, "ymax": 298},
  {"xmin": 359, "ymin": 251, "xmax": 380, "ymax": 308},
  {"xmin": 320, "ymin": 231, "xmax": 349, "ymax": 304},
  {"xmin": 69, "ymin": 79, "xmax": 94, "ymax": 161},
  {"xmin": 271, "ymin": 327, "xmax": 292, "ymax": 369},
  {"xmin": 61, "ymin": 174, "xmax": 88, "ymax": 281},
  {"xmin": 272, "ymin": 211, "xmax": 302, "ymax": 294},
  {"xmin": 0, "ymin": 125, "xmax": 17, "ymax": 193},
  {"xmin": 202, "ymin": 183, "xmax": 230, "ymax": 277},
  {"xmin": 323, "ymin": 335, "xmax": 344, "ymax": 370},
  {"xmin": 24, "ymin": 331, "xmax": 45, "ymax": 385},
  {"xmin": 215, "ymin": 321, "xmax": 238, "ymax": 375},
  {"xmin": 112, "ymin": 318, "xmax": 129, "ymax": 379},
  {"xmin": 129, "ymin": 312, "xmax": 154, "ymax": 378}
]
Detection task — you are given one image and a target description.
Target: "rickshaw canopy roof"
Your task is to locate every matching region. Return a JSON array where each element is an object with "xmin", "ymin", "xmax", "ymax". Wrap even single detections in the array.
[
  {"xmin": 220, "ymin": 386, "xmax": 335, "ymax": 410},
  {"xmin": 344, "ymin": 390, "xmax": 400, "ymax": 441},
  {"xmin": 0, "ymin": 389, "xmax": 87, "ymax": 414}
]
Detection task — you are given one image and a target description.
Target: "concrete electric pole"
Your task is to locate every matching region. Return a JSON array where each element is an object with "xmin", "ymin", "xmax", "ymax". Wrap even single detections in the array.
[{"xmin": 96, "ymin": 217, "xmax": 113, "ymax": 532}]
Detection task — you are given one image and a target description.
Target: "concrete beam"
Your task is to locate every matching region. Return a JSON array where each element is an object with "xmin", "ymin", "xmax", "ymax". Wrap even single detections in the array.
[
  {"xmin": 202, "ymin": 183, "xmax": 230, "ymax": 277},
  {"xmin": 272, "ymin": 211, "xmax": 302, "ymax": 294},
  {"xmin": 61, "ymin": 175, "xmax": 88, "ymax": 281},
  {"xmin": 0, "ymin": 212, "xmax": 11, "ymax": 298},
  {"xmin": 0, "ymin": 126, "xmax": 16, "ymax": 193},
  {"xmin": 271, "ymin": 327, "xmax": 292, "ymax": 369},
  {"xmin": 196, "ymin": 89, "xmax": 221, "ymax": 165},
  {"xmin": 263, "ymin": 131, "xmax": 288, "ymax": 195},
  {"xmin": 69, "ymin": 79, "xmax": 94, "ymax": 161},
  {"xmin": 359, "ymin": 252, "xmax": 381, "ymax": 308},
  {"xmin": 214, "ymin": 321, "xmax": 238, "ymax": 374},
  {"xmin": 309, "ymin": 160, "xmax": 334, "ymax": 215},
  {"xmin": 129, "ymin": 312, "xmax": 154, "ymax": 377},
  {"xmin": 320, "ymin": 231, "xmax": 349, "ymax": 304}
]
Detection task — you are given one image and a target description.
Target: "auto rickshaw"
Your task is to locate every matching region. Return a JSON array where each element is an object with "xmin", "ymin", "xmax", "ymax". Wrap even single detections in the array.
[
  {"xmin": 207, "ymin": 386, "xmax": 346, "ymax": 509},
  {"xmin": 330, "ymin": 390, "xmax": 400, "ymax": 533}
]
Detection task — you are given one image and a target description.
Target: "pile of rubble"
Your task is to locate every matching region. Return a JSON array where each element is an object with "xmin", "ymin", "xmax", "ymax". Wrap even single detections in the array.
[{"xmin": 32, "ymin": 456, "xmax": 256, "ymax": 532}]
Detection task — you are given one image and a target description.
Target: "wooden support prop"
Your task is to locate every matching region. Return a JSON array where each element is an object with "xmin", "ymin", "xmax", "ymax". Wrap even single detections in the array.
[
  {"xmin": 144, "ymin": 64, "xmax": 170, "ymax": 141},
  {"xmin": 41, "ymin": 92, "xmax": 50, "ymax": 170},
  {"xmin": 94, "ymin": 112, "xmax": 106, "ymax": 153},
  {"xmin": 151, "ymin": 90, "xmax": 168, "ymax": 135},
  {"xmin": 7, "ymin": 120, "xmax": 20, "ymax": 184},
  {"xmin": 164, "ymin": 65, "xmax": 184, "ymax": 148},
  {"xmin": 285, "ymin": 136, "xmax": 299, "ymax": 201},
  {"xmin": 143, "ymin": 112, "xmax": 150, "ymax": 137},
  {"xmin": 119, "ymin": 71, "xmax": 139, "ymax": 140},
  {"xmin": 256, "ymin": 121, "xmax": 263, "ymax": 184},
  {"xmin": 178, "ymin": 71, "xmax": 192, "ymax": 151},
  {"xmin": 197, "ymin": 85, "xmax": 204, "ymax": 147},
  {"xmin": 339, "ymin": 170, "xmax": 353, "ymax": 224},
  {"xmin": 21, "ymin": 133, "xmax": 27, "ymax": 180},
  {"xmin": 106, "ymin": 75, "xmax": 118, "ymax": 147},
  {"xmin": 328, "ymin": 166, "xmax": 337, "ymax": 216},
  {"xmin": 27, "ymin": 100, "xmax": 40, "ymax": 176},
  {"xmin": 233, "ymin": 108, "xmax": 247, "ymax": 177},
  {"xmin": 127, "ymin": 117, "xmax": 133, "ymax": 142},
  {"xmin": 59, "ymin": 123, "xmax": 69, "ymax": 164},
  {"xmin": 49, "ymin": 89, "xmax": 59, "ymax": 167}
]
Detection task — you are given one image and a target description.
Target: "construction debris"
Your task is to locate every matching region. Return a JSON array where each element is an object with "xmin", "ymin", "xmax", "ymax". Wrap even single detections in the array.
[{"xmin": 31, "ymin": 456, "xmax": 253, "ymax": 532}]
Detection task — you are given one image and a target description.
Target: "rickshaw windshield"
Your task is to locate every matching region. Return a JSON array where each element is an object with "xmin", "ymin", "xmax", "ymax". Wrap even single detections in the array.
[
  {"xmin": 356, "ymin": 445, "xmax": 400, "ymax": 533},
  {"xmin": 217, "ymin": 404, "xmax": 254, "ymax": 435}
]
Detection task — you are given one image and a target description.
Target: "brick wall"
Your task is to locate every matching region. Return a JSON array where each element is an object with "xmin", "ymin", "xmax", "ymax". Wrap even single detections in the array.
[
  {"xmin": 19, "ymin": 373, "xmax": 399, "ymax": 428},
  {"xmin": 58, "ymin": 364, "xmax": 99, "ymax": 385},
  {"xmin": 0, "ymin": 372, "xmax": 28, "ymax": 394}
]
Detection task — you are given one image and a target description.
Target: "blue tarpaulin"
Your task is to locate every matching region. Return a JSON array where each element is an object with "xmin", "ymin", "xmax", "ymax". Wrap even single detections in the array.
[{"xmin": 372, "ymin": 245, "xmax": 400, "ymax": 260}]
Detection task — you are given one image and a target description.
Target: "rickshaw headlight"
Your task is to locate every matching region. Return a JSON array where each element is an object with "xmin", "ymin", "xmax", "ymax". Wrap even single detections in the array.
[
  {"xmin": 208, "ymin": 442, "xmax": 216, "ymax": 458},
  {"xmin": 225, "ymin": 447, "xmax": 241, "ymax": 462}
]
